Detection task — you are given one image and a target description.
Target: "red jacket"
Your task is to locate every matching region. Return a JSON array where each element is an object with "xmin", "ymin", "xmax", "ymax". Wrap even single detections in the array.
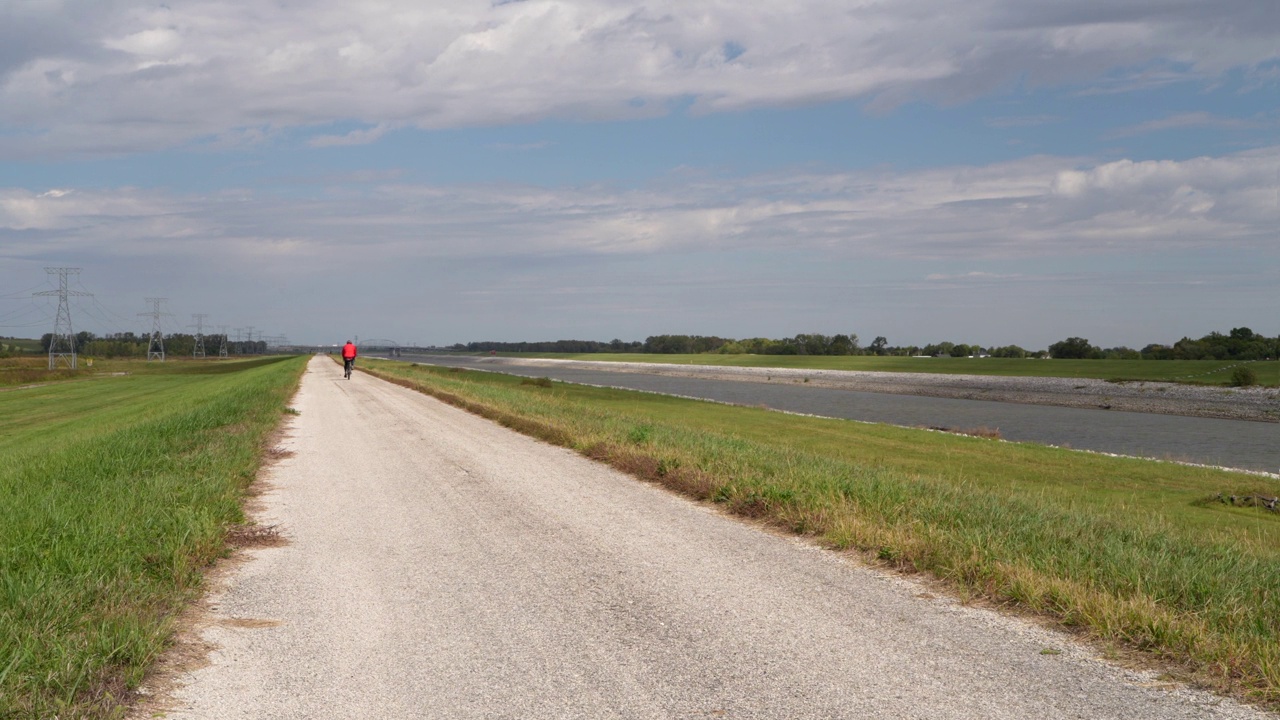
[{"xmin": 342, "ymin": 343, "xmax": 357, "ymax": 360}]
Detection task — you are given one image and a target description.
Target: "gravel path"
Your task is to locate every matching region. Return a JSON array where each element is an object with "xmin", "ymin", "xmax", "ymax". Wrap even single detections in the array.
[
  {"xmin": 152, "ymin": 357, "xmax": 1276, "ymax": 719},
  {"xmin": 475, "ymin": 357, "xmax": 1280, "ymax": 423}
]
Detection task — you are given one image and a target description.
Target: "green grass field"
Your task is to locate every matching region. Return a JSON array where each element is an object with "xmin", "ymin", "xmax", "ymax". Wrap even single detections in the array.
[
  {"xmin": 471, "ymin": 352, "xmax": 1280, "ymax": 386},
  {"xmin": 0, "ymin": 338, "xmax": 42, "ymax": 355},
  {"xmin": 366, "ymin": 360, "xmax": 1280, "ymax": 704},
  {"xmin": 0, "ymin": 356, "xmax": 307, "ymax": 719},
  {"xmin": 0, "ymin": 354, "xmax": 300, "ymax": 390}
]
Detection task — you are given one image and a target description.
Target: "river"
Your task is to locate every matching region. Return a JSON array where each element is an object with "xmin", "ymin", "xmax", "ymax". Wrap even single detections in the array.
[{"xmin": 397, "ymin": 354, "xmax": 1279, "ymax": 475}]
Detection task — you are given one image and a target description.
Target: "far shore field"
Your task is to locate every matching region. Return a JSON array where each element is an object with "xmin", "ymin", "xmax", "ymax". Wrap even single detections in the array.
[{"xmin": 475, "ymin": 352, "xmax": 1280, "ymax": 384}]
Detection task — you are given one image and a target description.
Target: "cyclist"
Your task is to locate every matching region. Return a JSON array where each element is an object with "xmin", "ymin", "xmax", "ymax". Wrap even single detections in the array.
[{"xmin": 342, "ymin": 340, "xmax": 358, "ymax": 378}]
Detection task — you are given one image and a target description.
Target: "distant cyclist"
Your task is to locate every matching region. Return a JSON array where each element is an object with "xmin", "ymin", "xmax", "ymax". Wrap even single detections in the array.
[{"xmin": 342, "ymin": 340, "xmax": 358, "ymax": 379}]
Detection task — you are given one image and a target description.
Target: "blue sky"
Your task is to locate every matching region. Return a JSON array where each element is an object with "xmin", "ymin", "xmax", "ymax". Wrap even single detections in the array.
[{"xmin": 2, "ymin": 0, "xmax": 1277, "ymax": 349}]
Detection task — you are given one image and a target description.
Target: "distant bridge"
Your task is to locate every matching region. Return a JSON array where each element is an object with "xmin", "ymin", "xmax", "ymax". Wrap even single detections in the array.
[
  {"xmin": 276, "ymin": 339, "xmax": 440, "ymax": 357},
  {"xmin": 359, "ymin": 339, "xmax": 403, "ymax": 357}
]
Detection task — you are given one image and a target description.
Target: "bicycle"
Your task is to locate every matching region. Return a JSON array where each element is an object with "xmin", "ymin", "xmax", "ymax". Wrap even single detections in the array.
[{"xmin": 343, "ymin": 357, "xmax": 354, "ymax": 379}]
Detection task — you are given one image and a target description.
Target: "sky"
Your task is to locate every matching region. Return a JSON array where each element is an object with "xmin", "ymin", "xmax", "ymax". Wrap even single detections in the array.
[{"xmin": 1, "ymin": 0, "xmax": 1277, "ymax": 350}]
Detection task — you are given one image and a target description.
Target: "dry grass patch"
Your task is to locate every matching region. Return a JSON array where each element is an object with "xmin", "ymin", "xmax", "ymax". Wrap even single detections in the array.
[
  {"xmin": 925, "ymin": 425, "xmax": 1003, "ymax": 439},
  {"xmin": 224, "ymin": 523, "xmax": 288, "ymax": 549}
]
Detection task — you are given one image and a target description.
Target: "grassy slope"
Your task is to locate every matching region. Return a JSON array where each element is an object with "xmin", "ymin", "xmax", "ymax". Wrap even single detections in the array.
[
  {"xmin": 477, "ymin": 352, "xmax": 1280, "ymax": 386},
  {"xmin": 0, "ymin": 356, "xmax": 307, "ymax": 720},
  {"xmin": 366, "ymin": 360, "xmax": 1280, "ymax": 704}
]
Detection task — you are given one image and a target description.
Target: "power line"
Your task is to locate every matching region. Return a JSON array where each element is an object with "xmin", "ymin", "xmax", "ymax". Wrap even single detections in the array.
[
  {"xmin": 190, "ymin": 313, "xmax": 209, "ymax": 358},
  {"xmin": 76, "ymin": 283, "xmax": 137, "ymax": 330},
  {"xmin": 0, "ymin": 319, "xmax": 51, "ymax": 329},
  {"xmin": 33, "ymin": 268, "xmax": 91, "ymax": 369},
  {"xmin": 139, "ymin": 298, "xmax": 171, "ymax": 362},
  {"xmin": 71, "ymin": 299, "xmax": 124, "ymax": 335},
  {"xmin": 0, "ymin": 303, "xmax": 50, "ymax": 326},
  {"xmin": 0, "ymin": 282, "xmax": 50, "ymax": 300}
]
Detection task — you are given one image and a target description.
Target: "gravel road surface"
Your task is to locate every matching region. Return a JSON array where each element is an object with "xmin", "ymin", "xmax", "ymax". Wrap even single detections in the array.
[{"xmin": 158, "ymin": 357, "xmax": 1275, "ymax": 719}]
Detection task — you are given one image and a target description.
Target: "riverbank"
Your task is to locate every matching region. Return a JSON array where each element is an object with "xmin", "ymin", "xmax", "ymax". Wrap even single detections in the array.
[{"xmin": 466, "ymin": 357, "xmax": 1280, "ymax": 423}]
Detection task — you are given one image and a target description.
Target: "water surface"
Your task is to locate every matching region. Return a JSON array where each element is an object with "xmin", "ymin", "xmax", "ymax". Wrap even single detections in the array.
[{"xmin": 401, "ymin": 355, "xmax": 1279, "ymax": 475}]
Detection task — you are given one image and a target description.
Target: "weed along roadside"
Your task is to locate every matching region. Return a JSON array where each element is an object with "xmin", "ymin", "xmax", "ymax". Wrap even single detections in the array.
[
  {"xmin": 362, "ymin": 359, "xmax": 1280, "ymax": 707},
  {"xmin": 0, "ymin": 355, "xmax": 307, "ymax": 719}
]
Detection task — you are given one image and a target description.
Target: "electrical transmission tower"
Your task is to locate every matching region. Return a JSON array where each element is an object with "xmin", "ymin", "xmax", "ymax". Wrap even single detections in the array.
[
  {"xmin": 217, "ymin": 325, "xmax": 229, "ymax": 358},
  {"xmin": 245, "ymin": 326, "xmax": 256, "ymax": 355},
  {"xmin": 139, "ymin": 298, "xmax": 170, "ymax": 361},
  {"xmin": 190, "ymin": 313, "xmax": 209, "ymax": 358},
  {"xmin": 33, "ymin": 267, "xmax": 91, "ymax": 370}
]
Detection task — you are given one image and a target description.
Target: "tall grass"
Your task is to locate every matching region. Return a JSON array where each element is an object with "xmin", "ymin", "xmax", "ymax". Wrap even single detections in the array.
[
  {"xmin": 0, "ymin": 357, "xmax": 87, "ymax": 388},
  {"xmin": 0, "ymin": 355, "xmax": 299, "ymax": 389},
  {"xmin": 0, "ymin": 356, "xmax": 306, "ymax": 719},
  {"xmin": 366, "ymin": 361, "xmax": 1280, "ymax": 704}
]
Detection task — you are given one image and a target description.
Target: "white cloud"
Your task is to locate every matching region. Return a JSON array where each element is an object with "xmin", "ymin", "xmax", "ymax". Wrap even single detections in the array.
[
  {"xmin": 1, "ymin": 0, "xmax": 1276, "ymax": 157},
  {"xmin": 925, "ymin": 272, "xmax": 1022, "ymax": 282},
  {"xmin": 490, "ymin": 141, "xmax": 554, "ymax": 152},
  {"xmin": 102, "ymin": 27, "xmax": 184, "ymax": 60},
  {"xmin": 309, "ymin": 123, "xmax": 391, "ymax": 147},
  {"xmin": 1107, "ymin": 111, "xmax": 1268, "ymax": 138},
  {"xmin": 984, "ymin": 115, "xmax": 1063, "ymax": 129},
  {"xmin": 5, "ymin": 147, "xmax": 1277, "ymax": 346},
  {"xmin": 3, "ymin": 147, "xmax": 1276, "ymax": 270}
]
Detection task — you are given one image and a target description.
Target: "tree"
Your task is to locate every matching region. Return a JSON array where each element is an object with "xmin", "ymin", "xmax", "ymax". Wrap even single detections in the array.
[
  {"xmin": 793, "ymin": 333, "xmax": 827, "ymax": 356},
  {"xmin": 1140, "ymin": 344, "xmax": 1172, "ymax": 360},
  {"xmin": 869, "ymin": 336, "xmax": 887, "ymax": 355},
  {"xmin": 1048, "ymin": 337, "xmax": 1099, "ymax": 359},
  {"xmin": 1102, "ymin": 346, "xmax": 1140, "ymax": 360},
  {"xmin": 828, "ymin": 334, "xmax": 855, "ymax": 356},
  {"xmin": 923, "ymin": 341, "xmax": 954, "ymax": 357},
  {"xmin": 989, "ymin": 345, "xmax": 1027, "ymax": 358}
]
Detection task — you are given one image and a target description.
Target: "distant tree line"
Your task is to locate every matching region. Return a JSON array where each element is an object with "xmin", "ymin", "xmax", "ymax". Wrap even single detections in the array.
[
  {"xmin": 456, "ymin": 334, "xmax": 864, "ymax": 355},
  {"xmin": 455, "ymin": 339, "xmax": 645, "ymax": 353},
  {"xmin": 20, "ymin": 326, "xmax": 1276, "ymax": 361},
  {"xmin": 1048, "ymin": 327, "xmax": 1278, "ymax": 361},
  {"xmin": 460, "ymin": 333, "xmax": 1048, "ymax": 358},
  {"xmin": 39, "ymin": 331, "xmax": 268, "ymax": 357},
  {"xmin": 451, "ymin": 327, "xmax": 1278, "ymax": 361}
]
